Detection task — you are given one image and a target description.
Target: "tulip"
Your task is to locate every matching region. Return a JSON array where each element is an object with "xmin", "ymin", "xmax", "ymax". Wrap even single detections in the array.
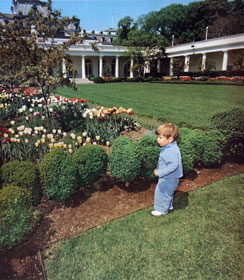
[
  {"xmin": 86, "ymin": 137, "xmax": 91, "ymax": 143},
  {"xmin": 25, "ymin": 139, "xmax": 29, "ymax": 144},
  {"xmin": 106, "ymin": 141, "xmax": 110, "ymax": 146},
  {"xmin": 17, "ymin": 139, "xmax": 21, "ymax": 143},
  {"xmin": 10, "ymin": 120, "xmax": 15, "ymax": 125},
  {"xmin": 4, "ymin": 133, "xmax": 8, "ymax": 138},
  {"xmin": 68, "ymin": 149, "xmax": 73, "ymax": 154},
  {"xmin": 96, "ymin": 136, "xmax": 100, "ymax": 141},
  {"xmin": 82, "ymin": 131, "xmax": 87, "ymax": 137},
  {"xmin": 41, "ymin": 139, "xmax": 45, "ymax": 144},
  {"xmin": 68, "ymin": 144, "xmax": 72, "ymax": 149}
]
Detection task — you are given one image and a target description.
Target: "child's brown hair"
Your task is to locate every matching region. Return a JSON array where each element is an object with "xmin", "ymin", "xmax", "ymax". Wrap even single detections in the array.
[{"xmin": 155, "ymin": 123, "xmax": 179, "ymax": 141}]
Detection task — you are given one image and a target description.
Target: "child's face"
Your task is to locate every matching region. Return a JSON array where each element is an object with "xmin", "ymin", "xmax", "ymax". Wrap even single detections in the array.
[{"xmin": 156, "ymin": 134, "xmax": 174, "ymax": 147}]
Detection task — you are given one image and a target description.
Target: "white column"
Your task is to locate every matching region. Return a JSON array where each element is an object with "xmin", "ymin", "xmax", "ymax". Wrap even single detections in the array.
[
  {"xmin": 62, "ymin": 59, "xmax": 67, "ymax": 78},
  {"xmin": 81, "ymin": 55, "xmax": 86, "ymax": 78},
  {"xmin": 130, "ymin": 57, "xmax": 134, "ymax": 78},
  {"xmin": 115, "ymin": 56, "xmax": 119, "ymax": 77},
  {"xmin": 201, "ymin": 53, "xmax": 207, "ymax": 71},
  {"xmin": 157, "ymin": 59, "xmax": 161, "ymax": 73},
  {"xmin": 99, "ymin": 55, "xmax": 103, "ymax": 77},
  {"xmin": 222, "ymin": 51, "xmax": 228, "ymax": 71},
  {"xmin": 184, "ymin": 55, "xmax": 190, "ymax": 72},
  {"xmin": 169, "ymin": 58, "xmax": 173, "ymax": 76}
]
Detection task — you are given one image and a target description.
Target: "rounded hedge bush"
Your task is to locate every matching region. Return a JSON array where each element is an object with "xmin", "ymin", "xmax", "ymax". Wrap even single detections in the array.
[
  {"xmin": 39, "ymin": 148, "xmax": 77, "ymax": 201},
  {"xmin": 138, "ymin": 135, "xmax": 160, "ymax": 180},
  {"xmin": 209, "ymin": 107, "xmax": 244, "ymax": 156},
  {"xmin": 178, "ymin": 138, "xmax": 195, "ymax": 175},
  {"xmin": 72, "ymin": 145, "xmax": 108, "ymax": 187},
  {"xmin": 0, "ymin": 185, "xmax": 33, "ymax": 250},
  {"xmin": 109, "ymin": 136, "xmax": 142, "ymax": 182},
  {"xmin": 0, "ymin": 160, "xmax": 41, "ymax": 206}
]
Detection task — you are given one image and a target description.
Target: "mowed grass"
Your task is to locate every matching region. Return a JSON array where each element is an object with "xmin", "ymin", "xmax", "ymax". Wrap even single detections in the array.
[
  {"xmin": 44, "ymin": 174, "xmax": 244, "ymax": 280},
  {"xmin": 57, "ymin": 83, "xmax": 244, "ymax": 127}
]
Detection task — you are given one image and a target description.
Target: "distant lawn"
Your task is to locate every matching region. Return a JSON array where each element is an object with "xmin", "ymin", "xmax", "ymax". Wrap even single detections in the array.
[
  {"xmin": 56, "ymin": 83, "xmax": 244, "ymax": 127},
  {"xmin": 44, "ymin": 174, "xmax": 244, "ymax": 280}
]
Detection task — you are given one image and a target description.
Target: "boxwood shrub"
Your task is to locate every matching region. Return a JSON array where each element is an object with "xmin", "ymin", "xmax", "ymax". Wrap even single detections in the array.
[
  {"xmin": 72, "ymin": 145, "xmax": 108, "ymax": 187},
  {"xmin": 138, "ymin": 135, "xmax": 160, "ymax": 180},
  {"xmin": 109, "ymin": 136, "xmax": 142, "ymax": 182},
  {"xmin": 39, "ymin": 148, "xmax": 77, "ymax": 201},
  {"xmin": 0, "ymin": 185, "xmax": 33, "ymax": 250},
  {"xmin": 0, "ymin": 160, "xmax": 41, "ymax": 206},
  {"xmin": 209, "ymin": 107, "xmax": 244, "ymax": 156}
]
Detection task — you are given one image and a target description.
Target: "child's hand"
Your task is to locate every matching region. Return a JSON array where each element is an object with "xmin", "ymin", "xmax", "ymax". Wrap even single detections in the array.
[{"xmin": 154, "ymin": 169, "xmax": 158, "ymax": 177}]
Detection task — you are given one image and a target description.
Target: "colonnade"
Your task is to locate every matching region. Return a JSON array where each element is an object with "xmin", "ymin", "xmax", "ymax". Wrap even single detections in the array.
[
  {"xmin": 169, "ymin": 50, "xmax": 230, "ymax": 76},
  {"xmin": 66, "ymin": 55, "xmax": 135, "ymax": 78}
]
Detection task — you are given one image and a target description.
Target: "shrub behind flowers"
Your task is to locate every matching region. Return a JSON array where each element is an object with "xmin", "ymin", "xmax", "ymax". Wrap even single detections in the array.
[
  {"xmin": 72, "ymin": 145, "xmax": 108, "ymax": 187},
  {"xmin": 0, "ymin": 160, "xmax": 41, "ymax": 206},
  {"xmin": 39, "ymin": 148, "xmax": 77, "ymax": 201}
]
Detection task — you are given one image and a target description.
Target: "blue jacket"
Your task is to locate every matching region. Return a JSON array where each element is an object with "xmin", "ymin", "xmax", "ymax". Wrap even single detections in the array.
[{"xmin": 156, "ymin": 141, "xmax": 183, "ymax": 179}]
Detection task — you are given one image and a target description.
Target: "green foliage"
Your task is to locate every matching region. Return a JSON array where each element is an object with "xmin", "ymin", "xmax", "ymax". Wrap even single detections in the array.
[
  {"xmin": 178, "ymin": 137, "xmax": 195, "ymax": 174},
  {"xmin": 178, "ymin": 127, "xmax": 227, "ymax": 172},
  {"xmin": 94, "ymin": 77, "xmax": 105, "ymax": 83},
  {"xmin": 39, "ymin": 148, "xmax": 77, "ymax": 201},
  {"xmin": 0, "ymin": 185, "xmax": 33, "ymax": 250},
  {"xmin": 0, "ymin": 160, "xmax": 41, "ymax": 206},
  {"xmin": 137, "ymin": 135, "xmax": 160, "ymax": 180},
  {"xmin": 72, "ymin": 145, "xmax": 108, "ymax": 187},
  {"xmin": 209, "ymin": 107, "xmax": 244, "ymax": 156},
  {"xmin": 109, "ymin": 136, "xmax": 142, "ymax": 182}
]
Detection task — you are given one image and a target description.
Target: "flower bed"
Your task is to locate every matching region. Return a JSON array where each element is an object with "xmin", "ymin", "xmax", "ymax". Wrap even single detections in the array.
[{"xmin": 0, "ymin": 86, "xmax": 140, "ymax": 164}]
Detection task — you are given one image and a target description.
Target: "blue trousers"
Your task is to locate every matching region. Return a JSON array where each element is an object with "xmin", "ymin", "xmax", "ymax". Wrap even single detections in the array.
[{"xmin": 154, "ymin": 178, "xmax": 179, "ymax": 214}]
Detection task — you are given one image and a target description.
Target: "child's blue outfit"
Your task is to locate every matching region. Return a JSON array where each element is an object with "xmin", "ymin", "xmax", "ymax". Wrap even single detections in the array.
[{"xmin": 154, "ymin": 141, "xmax": 183, "ymax": 214}]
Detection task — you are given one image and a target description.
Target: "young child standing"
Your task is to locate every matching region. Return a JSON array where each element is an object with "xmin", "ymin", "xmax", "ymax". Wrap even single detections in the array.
[{"xmin": 151, "ymin": 123, "xmax": 183, "ymax": 216}]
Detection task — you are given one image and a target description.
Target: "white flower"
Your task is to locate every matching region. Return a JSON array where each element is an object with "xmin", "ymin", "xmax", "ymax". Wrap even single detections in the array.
[
  {"xmin": 82, "ymin": 131, "xmax": 87, "ymax": 137},
  {"xmin": 96, "ymin": 136, "xmax": 100, "ymax": 141},
  {"xmin": 63, "ymin": 132, "xmax": 67, "ymax": 137},
  {"xmin": 43, "ymin": 129, "xmax": 47, "ymax": 133},
  {"xmin": 25, "ymin": 117, "xmax": 29, "ymax": 120},
  {"xmin": 49, "ymin": 108, "xmax": 53, "ymax": 113},
  {"xmin": 106, "ymin": 141, "xmax": 110, "ymax": 146},
  {"xmin": 52, "ymin": 129, "xmax": 56, "ymax": 134},
  {"xmin": 10, "ymin": 120, "xmax": 15, "ymax": 125},
  {"xmin": 57, "ymin": 129, "xmax": 62, "ymax": 134},
  {"xmin": 29, "ymin": 108, "xmax": 33, "ymax": 112},
  {"xmin": 41, "ymin": 116, "xmax": 45, "ymax": 120},
  {"xmin": 17, "ymin": 125, "xmax": 25, "ymax": 131},
  {"xmin": 86, "ymin": 137, "xmax": 91, "ymax": 143},
  {"xmin": 25, "ymin": 139, "xmax": 29, "ymax": 144},
  {"xmin": 34, "ymin": 130, "xmax": 38, "ymax": 135},
  {"xmin": 70, "ymin": 133, "xmax": 76, "ymax": 139},
  {"xmin": 19, "ymin": 131, "xmax": 23, "ymax": 136},
  {"xmin": 38, "ymin": 104, "xmax": 42, "ymax": 108}
]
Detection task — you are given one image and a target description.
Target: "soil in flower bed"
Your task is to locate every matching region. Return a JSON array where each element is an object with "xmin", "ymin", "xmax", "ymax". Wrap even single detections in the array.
[{"xmin": 0, "ymin": 130, "xmax": 244, "ymax": 280}]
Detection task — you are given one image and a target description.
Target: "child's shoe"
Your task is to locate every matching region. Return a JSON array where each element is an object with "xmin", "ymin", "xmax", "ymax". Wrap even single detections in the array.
[
  {"xmin": 169, "ymin": 207, "xmax": 174, "ymax": 211},
  {"xmin": 151, "ymin": 210, "xmax": 167, "ymax": 216}
]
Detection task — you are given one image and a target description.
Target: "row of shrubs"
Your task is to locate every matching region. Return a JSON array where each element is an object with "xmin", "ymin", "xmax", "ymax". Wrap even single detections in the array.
[
  {"xmin": 91, "ymin": 75, "xmax": 244, "ymax": 85},
  {"xmin": 0, "ymin": 107, "xmax": 243, "ymax": 250}
]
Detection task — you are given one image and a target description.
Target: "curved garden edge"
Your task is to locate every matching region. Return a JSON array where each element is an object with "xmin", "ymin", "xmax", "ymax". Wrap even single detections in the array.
[{"xmin": 0, "ymin": 159, "xmax": 244, "ymax": 280}]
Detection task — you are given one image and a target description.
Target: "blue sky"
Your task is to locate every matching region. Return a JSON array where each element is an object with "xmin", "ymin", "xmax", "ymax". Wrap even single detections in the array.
[{"xmin": 1, "ymin": 0, "xmax": 198, "ymax": 31}]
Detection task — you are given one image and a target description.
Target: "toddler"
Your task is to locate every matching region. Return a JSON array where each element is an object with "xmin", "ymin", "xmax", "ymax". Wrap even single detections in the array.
[{"xmin": 151, "ymin": 123, "xmax": 183, "ymax": 216}]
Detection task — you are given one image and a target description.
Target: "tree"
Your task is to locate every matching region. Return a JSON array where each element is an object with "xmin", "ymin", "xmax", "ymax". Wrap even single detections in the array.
[
  {"xmin": 0, "ymin": 0, "xmax": 85, "ymax": 115},
  {"xmin": 123, "ymin": 30, "xmax": 167, "ymax": 77},
  {"xmin": 113, "ymin": 16, "xmax": 136, "ymax": 46},
  {"xmin": 233, "ymin": 50, "xmax": 244, "ymax": 69}
]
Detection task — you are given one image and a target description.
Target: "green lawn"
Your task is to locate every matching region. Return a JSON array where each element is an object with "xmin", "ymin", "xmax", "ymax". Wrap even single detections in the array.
[
  {"xmin": 56, "ymin": 83, "xmax": 244, "ymax": 127},
  {"xmin": 44, "ymin": 174, "xmax": 244, "ymax": 280}
]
